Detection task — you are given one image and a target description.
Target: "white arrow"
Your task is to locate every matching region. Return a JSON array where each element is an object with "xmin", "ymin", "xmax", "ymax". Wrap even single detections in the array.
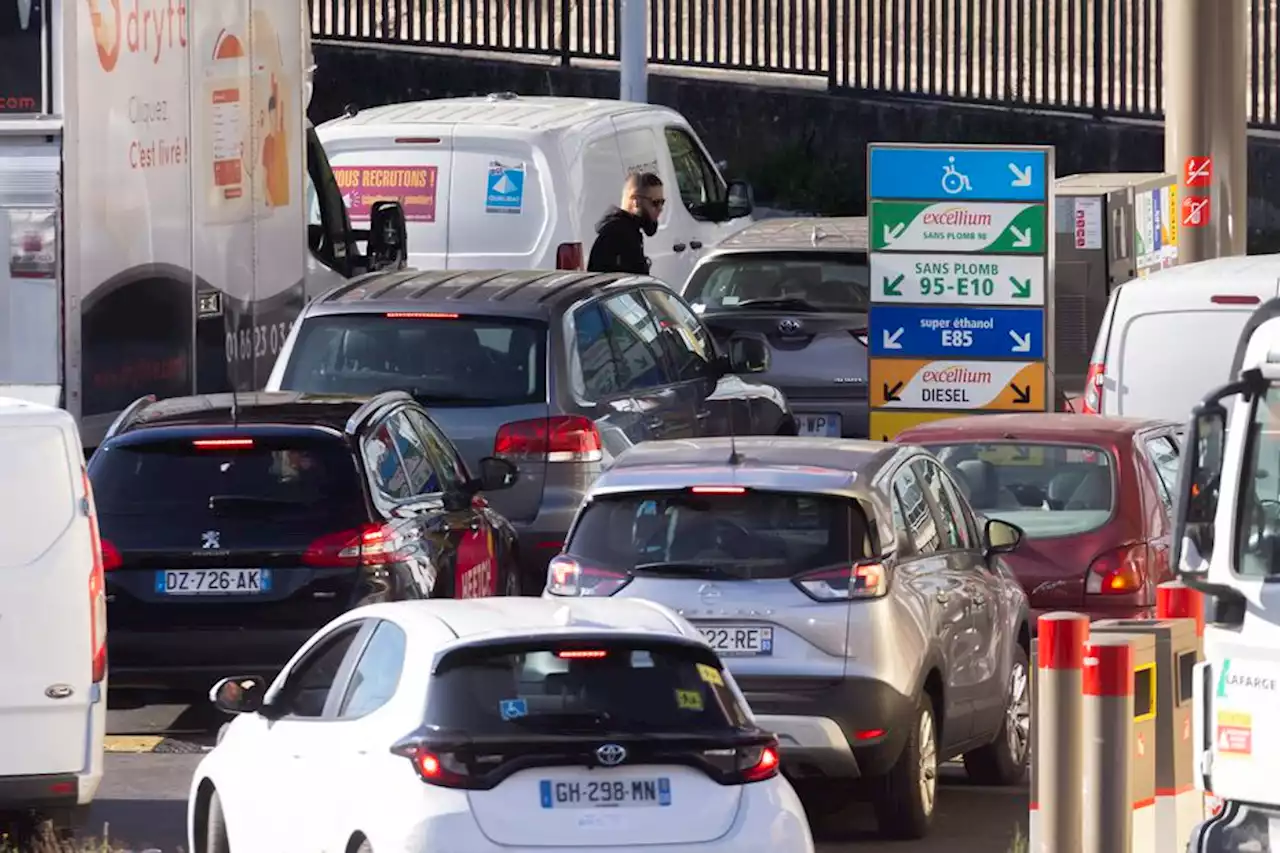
[
  {"xmin": 1010, "ymin": 226, "xmax": 1032, "ymax": 248},
  {"xmin": 883, "ymin": 222, "xmax": 905, "ymax": 244},
  {"xmin": 1009, "ymin": 163, "xmax": 1033, "ymax": 187},
  {"xmin": 1009, "ymin": 330, "xmax": 1032, "ymax": 353},
  {"xmin": 883, "ymin": 328, "xmax": 904, "ymax": 350}
]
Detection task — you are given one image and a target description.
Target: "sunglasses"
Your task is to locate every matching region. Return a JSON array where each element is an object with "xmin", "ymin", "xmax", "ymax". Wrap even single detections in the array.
[{"xmin": 636, "ymin": 195, "xmax": 666, "ymax": 210}]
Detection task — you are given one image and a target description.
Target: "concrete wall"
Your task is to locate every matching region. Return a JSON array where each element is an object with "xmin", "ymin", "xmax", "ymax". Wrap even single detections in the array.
[{"xmin": 310, "ymin": 42, "xmax": 1280, "ymax": 251}]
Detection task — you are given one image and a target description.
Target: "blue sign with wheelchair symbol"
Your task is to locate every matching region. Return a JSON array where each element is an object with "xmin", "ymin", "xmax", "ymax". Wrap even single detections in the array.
[
  {"xmin": 486, "ymin": 162, "xmax": 525, "ymax": 214},
  {"xmin": 869, "ymin": 146, "xmax": 1048, "ymax": 202}
]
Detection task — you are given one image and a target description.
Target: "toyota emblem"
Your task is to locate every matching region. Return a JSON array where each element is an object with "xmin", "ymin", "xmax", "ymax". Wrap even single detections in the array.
[
  {"xmin": 778, "ymin": 318, "xmax": 803, "ymax": 334},
  {"xmin": 595, "ymin": 743, "xmax": 628, "ymax": 766}
]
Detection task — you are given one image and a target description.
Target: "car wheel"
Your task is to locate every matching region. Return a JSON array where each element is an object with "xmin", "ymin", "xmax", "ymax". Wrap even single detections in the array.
[
  {"xmin": 206, "ymin": 789, "xmax": 230, "ymax": 853},
  {"xmin": 963, "ymin": 645, "xmax": 1030, "ymax": 785},
  {"xmin": 871, "ymin": 693, "xmax": 937, "ymax": 839}
]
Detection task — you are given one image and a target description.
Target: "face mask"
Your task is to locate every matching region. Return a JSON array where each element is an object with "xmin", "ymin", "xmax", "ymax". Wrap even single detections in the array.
[{"xmin": 640, "ymin": 214, "xmax": 659, "ymax": 237}]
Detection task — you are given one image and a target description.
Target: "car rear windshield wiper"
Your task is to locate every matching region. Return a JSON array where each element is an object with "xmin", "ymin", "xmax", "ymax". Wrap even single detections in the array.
[
  {"xmin": 732, "ymin": 297, "xmax": 822, "ymax": 312},
  {"xmin": 631, "ymin": 561, "xmax": 740, "ymax": 580},
  {"xmin": 376, "ymin": 386, "xmax": 490, "ymax": 405},
  {"xmin": 503, "ymin": 711, "xmax": 615, "ymax": 732}
]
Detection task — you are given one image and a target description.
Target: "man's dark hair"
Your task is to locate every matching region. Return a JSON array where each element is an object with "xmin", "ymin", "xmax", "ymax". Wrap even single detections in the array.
[{"xmin": 624, "ymin": 172, "xmax": 664, "ymax": 197}]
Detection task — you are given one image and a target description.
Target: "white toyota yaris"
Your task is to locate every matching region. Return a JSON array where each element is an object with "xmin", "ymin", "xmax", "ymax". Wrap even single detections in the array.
[{"xmin": 186, "ymin": 597, "xmax": 814, "ymax": 853}]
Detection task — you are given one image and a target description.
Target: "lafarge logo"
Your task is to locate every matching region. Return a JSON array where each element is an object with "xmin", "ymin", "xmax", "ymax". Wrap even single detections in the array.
[
  {"xmin": 85, "ymin": 0, "xmax": 188, "ymax": 73},
  {"xmin": 1216, "ymin": 659, "xmax": 1278, "ymax": 697}
]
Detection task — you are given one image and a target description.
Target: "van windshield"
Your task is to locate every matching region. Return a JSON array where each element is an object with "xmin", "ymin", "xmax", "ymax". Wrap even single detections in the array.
[
  {"xmin": 280, "ymin": 314, "xmax": 547, "ymax": 406},
  {"xmin": 1237, "ymin": 387, "xmax": 1280, "ymax": 577}
]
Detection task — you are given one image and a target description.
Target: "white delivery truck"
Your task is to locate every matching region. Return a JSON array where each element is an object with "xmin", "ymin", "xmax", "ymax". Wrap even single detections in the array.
[
  {"xmin": 0, "ymin": 0, "xmax": 406, "ymax": 450},
  {"xmin": 1173, "ymin": 298, "xmax": 1280, "ymax": 849}
]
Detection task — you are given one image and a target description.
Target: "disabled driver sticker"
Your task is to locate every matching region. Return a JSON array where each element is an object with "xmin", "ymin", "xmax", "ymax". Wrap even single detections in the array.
[{"xmin": 499, "ymin": 698, "xmax": 528, "ymax": 721}]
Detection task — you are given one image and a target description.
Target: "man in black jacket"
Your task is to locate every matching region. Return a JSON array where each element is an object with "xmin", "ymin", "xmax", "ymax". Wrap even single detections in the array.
[{"xmin": 587, "ymin": 172, "xmax": 665, "ymax": 275}]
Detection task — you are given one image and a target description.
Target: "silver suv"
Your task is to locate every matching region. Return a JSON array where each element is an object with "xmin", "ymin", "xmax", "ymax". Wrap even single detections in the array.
[
  {"xmin": 542, "ymin": 436, "xmax": 1031, "ymax": 839},
  {"xmin": 265, "ymin": 269, "xmax": 796, "ymax": 593}
]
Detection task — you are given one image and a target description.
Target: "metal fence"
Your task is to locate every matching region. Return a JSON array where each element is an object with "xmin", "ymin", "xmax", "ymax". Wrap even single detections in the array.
[{"xmin": 310, "ymin": 0, "xmax": 1280, "ymax": 126}]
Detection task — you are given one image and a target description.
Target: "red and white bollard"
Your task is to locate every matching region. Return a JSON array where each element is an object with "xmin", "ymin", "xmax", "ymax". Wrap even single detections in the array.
[
  {"xmin": 1157, "ymin": 580, "xmax": 1204, "ymax": 636},
  {"xmin": 1083, "ymin": 636, "xmax": 1135, "ymax": 853},
  {"xmin": 1036, "ymin": 613, "xmax": 1089, "ymax": 853}
]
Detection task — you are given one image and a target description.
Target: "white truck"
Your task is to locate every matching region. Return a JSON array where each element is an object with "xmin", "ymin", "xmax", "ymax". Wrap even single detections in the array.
[
  {"xmin": 1173, "ymin": 297, "xmax": 1280, "ymax": 849},
  {"xmin": 0, "ymin": 0, "xmax": 405, "ymax": 450}
]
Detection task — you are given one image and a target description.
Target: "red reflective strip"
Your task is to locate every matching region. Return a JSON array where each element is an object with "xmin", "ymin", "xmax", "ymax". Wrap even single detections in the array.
[
  {"xmin": 1156, "ymin": 583, "xmax": 1204, "ymax": 636},
  {"xmin": 1038, "ymin": 613, "xmax": 1089, "ymax": 670},
  {"xmin": 1132, "ymin": 797, "xmax": 1157, "ymax": 810},
  {"xmin": 1083, "ymin": 641, "xmax": 1133, "ymax": 696},
  {"xmin": 1156, "ymin": 784, "xmax": 1196, "ymax": 796}
]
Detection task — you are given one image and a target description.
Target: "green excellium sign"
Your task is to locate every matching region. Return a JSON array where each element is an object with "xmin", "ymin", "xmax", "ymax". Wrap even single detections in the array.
[{"xmin": 870, "ymin": 200, "xmax": 1047, "ymax": 254}]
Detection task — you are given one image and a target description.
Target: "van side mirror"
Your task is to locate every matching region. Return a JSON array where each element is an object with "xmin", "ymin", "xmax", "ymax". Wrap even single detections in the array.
[
  {"xmin": 368, "ymin": 201, "xmax": 408, "ymax": 271},
  {"xmin": 983, "ymin": 518, "xmax": 1023, "ymax": 558},
  {"xmin": 727, "ymin": 179, "xmax": 754, "ymax": 220},
  {"xmin": 210, "ymin": 675, "xmax": 268, "ymax": 715},
  {"xmin": 1172, "ymin": 400, "xmax": 1229, "ymax": 577}
]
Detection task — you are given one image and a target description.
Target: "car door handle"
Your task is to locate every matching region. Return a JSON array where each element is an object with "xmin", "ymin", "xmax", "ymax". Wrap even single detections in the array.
[
  {"xmin": 935, "ymin": 591, "xmax": 951, "ymax": 605},
  {"xmin": 690, "ymin": 240, "xmax": 703, "ymax": 250},
  {"xmin": 673, "ymin": 243, "xmax": 687, "ymax": 252}
]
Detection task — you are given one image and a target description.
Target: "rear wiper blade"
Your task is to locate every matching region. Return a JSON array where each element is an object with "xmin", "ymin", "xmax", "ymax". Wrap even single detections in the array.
[
  {"xmin": 632, "ymin": 561, "xmax": 739, "ymax": 580},
  {"xmin": 207, "ymin": 495, "xmax": 312, "ymax": 512},
  {"xmin": 733, "ymin": 297, "xmax": 822, "ymax": 312},
  {"xmin": 379, "ymin": 386, "xmax": 485, "ymax": 404},
  {"xmin": 505, "ymin": 711, "xmax": 614, "ymax": 731}
]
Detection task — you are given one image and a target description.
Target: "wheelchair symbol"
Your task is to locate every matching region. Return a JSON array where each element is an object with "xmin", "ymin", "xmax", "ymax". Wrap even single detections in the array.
[{"xmin": 941, "ymin": 157, "xmax": 972, "ymax": 195}]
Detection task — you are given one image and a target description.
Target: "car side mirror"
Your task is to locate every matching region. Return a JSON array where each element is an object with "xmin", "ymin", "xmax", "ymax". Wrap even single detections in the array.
[
  {"xmin": 727, "ymin": 179, "xmax": 754, "ymax": 220},
  {"xmin": 368, "ymin": 200, "xmax": 408, "ymax": 271},
  {"xmin": 1172, "ymin": 398, "xmax": 1231, "ymax": 578},
  {"xmin": 728, "ymin": 337, "xmax": 769, "ymax": 374},
  {"xmin": 477, "ymin": 456, "xmax": 519, "ymax": 492},
  {"xmin": 210, "ymin": 675, "xmax": 268, "ymax": 715},
  {"xmin": 983, "ymin": 518, "xmax": 1023, "ymax": 557}
]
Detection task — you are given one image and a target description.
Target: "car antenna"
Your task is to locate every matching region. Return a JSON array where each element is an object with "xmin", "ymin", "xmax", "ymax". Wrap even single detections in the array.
[
  {"xmin": 727, "ymin": 413, "xmax": 742, "ymax": 466},
  {"xmin": 229, "ymin": 307, "xmax": 241, "ymax": 427}
]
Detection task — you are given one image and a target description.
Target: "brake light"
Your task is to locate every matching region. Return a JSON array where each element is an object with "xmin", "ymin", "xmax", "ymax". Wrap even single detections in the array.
[
  {"xmin": 545, "ymin": 555, "xmax": 631, "ymax": 597},
  {"xmin": 384, "ymin": 311, "xmax": 459, "ymax": 319},
  {"xmin": 699, "ymin": 739, "xmax": 781, "ymax": 784},
  {"xmin": 1086, "ymin": 543, "xmax": 1149, "ymax": 595},
  {"xmin": 303, "ymin": 524, "xmax": 401, "ymax": 568},
  {"xmin": 556, "ymin": 242, "xmax": 584, "ymax": 270},
  {"xmin": 82, "ymin": 471, "xmax": 107, "ymax": 684},
  {"xmin": 690, "ymin": 486, "xmax": 746, "ymax": 495},
  {"xmin": 193, "ymin": 438, "xmax": 254, "ymax": 449},
  {"xmin": 1081, "ymin": 362, "xmax": 1105, "ymax": 414},
  {"xmin": 393, "ymin": 137, "xmax": 442, "ymax": 144},
  {"xmin": 793, "ymin": 561, "xmax": 886, "ymax": 601},
  {"xmin": 557, "ymin": 649, "xmax": 609, "ymax": 659},
  {"xmin": 495, "ymin": 416, "xmax": 603, "ymax": 463},
  {"xmin": 100, "ymin": 538, "xmax": 123, "ymax": 572},
  {"xmin": 1211, "ymin": 294, "xmax": 1261, "ymax": 305},
  {"xmin": 392, "ymin": 743, "xmax": 476, "ymax": 789}
]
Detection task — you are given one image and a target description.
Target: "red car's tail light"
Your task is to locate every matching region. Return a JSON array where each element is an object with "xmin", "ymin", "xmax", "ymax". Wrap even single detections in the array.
[
  {"xmin": 556, "ymin": 242, "xmax": 584, "ymax": 270},
  {"xmin": 1081, "ymin": 362, "xmax": 1105, "ymax": 414},
  {"xmin": 1086, "ymin": 543, "xmax": 1149, "ymax": 595},
  {"xmin": 699, "ymin": 739, "xmax": 782, "ymax": 784},
  {"xmin": 83, "ymin": 470, "xmax": 108, "ymax": 684}
]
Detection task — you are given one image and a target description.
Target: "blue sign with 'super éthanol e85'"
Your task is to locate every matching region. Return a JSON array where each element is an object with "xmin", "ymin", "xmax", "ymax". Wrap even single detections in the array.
[
  {"xmin": 868, "ymin": 146, "xmax": 1048, "ymax": 202},
  {"xmin": 868, "ymin": 304, "xmax": 1046, "ymax": 359}
]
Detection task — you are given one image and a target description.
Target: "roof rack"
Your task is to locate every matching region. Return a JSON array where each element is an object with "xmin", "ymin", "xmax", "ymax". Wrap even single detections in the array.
[
  {"xmin": 103, "ymin": 394, "xmax": 158, "ymax": 441},
  {"xmin": 344, "ymin": 390, "xmax": 415, "ymax": 436}
]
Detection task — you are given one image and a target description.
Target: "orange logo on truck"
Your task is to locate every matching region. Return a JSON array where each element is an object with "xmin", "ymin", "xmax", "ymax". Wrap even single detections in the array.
[
  {"xmin": 86, "ymin": 0, "xmax": 122, "ymax": 72},
  {"xmin": 86, "ymin": 0, "xmax": 188, "ymax": 72}
]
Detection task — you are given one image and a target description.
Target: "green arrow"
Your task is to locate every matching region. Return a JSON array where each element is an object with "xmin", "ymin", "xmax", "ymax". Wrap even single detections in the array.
[
  {"xmin": 1010, "ymin": 277, "xmax": 1032, "ymax": 299},
  {"xmin": 883, "ymin": 274, "xmax": 904, "ymax": 296}
]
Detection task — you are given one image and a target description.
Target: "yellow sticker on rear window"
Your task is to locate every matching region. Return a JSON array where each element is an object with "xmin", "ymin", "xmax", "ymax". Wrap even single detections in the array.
[
  {"xmin": 676, "ymin": 689, "xmax": 704, "ymax": 710},
  {"xmin": 697, "ymin": 663, "xmax": 724, "ymax": 686}
]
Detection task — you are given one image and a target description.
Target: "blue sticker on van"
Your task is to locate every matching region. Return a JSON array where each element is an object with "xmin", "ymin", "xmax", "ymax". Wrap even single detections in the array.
[
  {"xmin": 499, "ymin": 698, "xmax": 528, "ymax": 720},
  {"xmin": 486, "ymin": 162, "xmax": 524, "ymax": 214}
]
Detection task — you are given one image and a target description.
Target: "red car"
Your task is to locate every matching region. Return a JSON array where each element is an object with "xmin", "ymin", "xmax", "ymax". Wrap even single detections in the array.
[{"xmin": 894, "ymin": 413, "xmax": 1181, "ymax": 624}]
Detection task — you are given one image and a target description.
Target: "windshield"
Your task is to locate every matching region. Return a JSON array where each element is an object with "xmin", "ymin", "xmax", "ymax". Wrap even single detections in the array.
[
  {"xmin": 683, "ymin": 253, "xmax": 870, "ymax": 314},
  {"xmin": 427, "ymin": 641, "xmax": 752, "ymax": 736},
  {"xmin": 280, "ymin": 314, "xmax": 547, "ymax": 406},
  {"xmin": 565, "ymin": 490, "xmax": 867, "ymax": 578},
  {"xmin": 927, "ymin": 442, "xmax": 1115, "ymax": 538},
  {"xmin": 1238, "ymin": 387, "xmax": 1280, "ymax": 577}
]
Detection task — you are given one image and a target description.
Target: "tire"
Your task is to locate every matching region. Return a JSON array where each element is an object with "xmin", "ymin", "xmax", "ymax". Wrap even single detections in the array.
[
  {"xmin": 963, "ymin": 645, "xmax": 1030, "ymax": 785},
  {"xmin": 206, "ymin": 789, "xmax": 230, "ymax": 853},
  {"xmin": 871, "ymin": 693, "xmax": 938, "ymax": 840}
]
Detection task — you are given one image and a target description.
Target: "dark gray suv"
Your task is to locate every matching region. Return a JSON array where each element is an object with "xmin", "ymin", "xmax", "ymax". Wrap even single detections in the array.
[{"xmin": 265, "ymin": 269, "xmax": 796, "ymax": 591}]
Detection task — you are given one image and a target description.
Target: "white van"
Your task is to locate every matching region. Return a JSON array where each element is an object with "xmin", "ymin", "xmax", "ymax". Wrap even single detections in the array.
[
  {"xmin": 315, "ymin": 94, "xmax": 755, "ymax": 286},
  {"xmin": 1173, "ymin": 300, "xmax": 1280, "ymax": 845},
  {"xmin": 1083, "ymin": 254, "xmax": 1280, "ymax": 421},
  {"xmin": 0, "ymin": 398, "xmax": 106, "ymax": 833}
]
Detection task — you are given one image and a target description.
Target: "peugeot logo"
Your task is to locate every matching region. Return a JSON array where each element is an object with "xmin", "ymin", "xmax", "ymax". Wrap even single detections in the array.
[
  {"xmin": 595, "ymin": 743, "xmax": 628, "ymax": 766},
  {"xmin": 778, "ymin": 318, "xmax": 803, "ymax": 334},
  {"xmin": 201, "ymin": 530, "xmax": 221, "ymax": 550},
  {"xmin": 698, "ymin": 583, "xmax": 722, "ymax": 604}
]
